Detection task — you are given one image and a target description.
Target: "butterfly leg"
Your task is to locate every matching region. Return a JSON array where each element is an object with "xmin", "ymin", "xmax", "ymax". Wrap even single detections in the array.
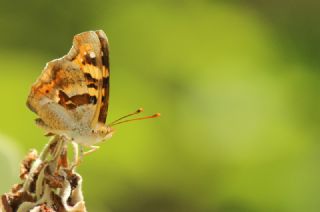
[
  {"xmin": 70, "ymin": 143, "xmax": 100, "ymax": 170},
  {"xmin": 70, "ymin": 142, "xmax": 81, "ymax": 170},
  {"xmin": 82, "ymin": 145, "xmax": 100, "ymax": 156}
]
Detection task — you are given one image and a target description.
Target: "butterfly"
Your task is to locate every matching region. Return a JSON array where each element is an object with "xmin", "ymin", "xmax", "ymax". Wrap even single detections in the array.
[{"xmin": 27, "ymin": 30, "xmax": 159, "ymax": 153}]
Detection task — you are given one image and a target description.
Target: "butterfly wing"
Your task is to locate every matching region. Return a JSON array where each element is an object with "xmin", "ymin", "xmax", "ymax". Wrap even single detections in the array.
[
  {"xmin": 95, "ymin": 30, "xmax": 110, "ymax": 124},
  {"xmin": 27, "ymin": 30, "xmax": 110, "ymax": 131}
]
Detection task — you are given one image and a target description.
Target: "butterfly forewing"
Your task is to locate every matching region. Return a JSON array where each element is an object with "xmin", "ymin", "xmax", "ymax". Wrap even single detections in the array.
[{"xmin": 95, "ymin": 30, "xmax": 110, "ymax": 124}]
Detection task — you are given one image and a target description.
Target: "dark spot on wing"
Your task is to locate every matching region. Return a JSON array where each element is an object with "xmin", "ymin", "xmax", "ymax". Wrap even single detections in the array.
[
  {"xmin": 70, "ymin": 94, "xmax": 97, "ymax": 105},
  {"xmin": 58, "ymin": 90, "xmax": 98, "ymax": 109},
  {"xmin": 102, "ymin": 77, "xmax": 109, "ymax": 88},
  {"xmin": 84, "ymin": 54, "xmax": 97, "ymax": 66},
  {"xmin": 89, "ymin": 95, "xmax": 97, "ymax": 104},
  {"xmin": 84, "ymin": 73, "xmax": 98, "ymax": 83},
  {"xmin": 98, "ymin": 77, "xmax": 110, "ymax": 123},
  {"xmin": 66, "ymin": 103, "xmax": 77, "ymax": 110},
  {"xmin": 101, "ymin": 47, "xmax": 109, "ymax": 68},
  {"xmin": 58, "ymin": 90, "xmax": 69, "ymax": 105},
  {"xmin": 87, "ymin": 83, "xmax": 98, "ymax": 89}
]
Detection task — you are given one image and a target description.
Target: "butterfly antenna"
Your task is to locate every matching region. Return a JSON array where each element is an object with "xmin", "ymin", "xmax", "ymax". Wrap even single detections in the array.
[
  {"xmin": 110, "ymin": 112, "xmax": 160, "ymax": 126},
  {"xmin": 109, "ymin": 108, "xmax": 144, "ymax": 126}
]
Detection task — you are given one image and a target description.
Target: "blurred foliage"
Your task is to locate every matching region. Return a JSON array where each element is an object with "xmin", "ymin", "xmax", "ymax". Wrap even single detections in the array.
[
  {"xmin": 0, "ymin": 0, "xmax": 319, "ymax": 212},
  {"xmin": 0, "ymin": 135, "xmax": 21, "ymax": 193}
]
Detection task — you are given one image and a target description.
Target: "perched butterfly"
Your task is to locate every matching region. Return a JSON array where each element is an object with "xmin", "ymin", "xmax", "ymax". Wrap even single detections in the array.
[{"xmin": 27, "ymin": 30, "xmax": 159, "ymax": 153}]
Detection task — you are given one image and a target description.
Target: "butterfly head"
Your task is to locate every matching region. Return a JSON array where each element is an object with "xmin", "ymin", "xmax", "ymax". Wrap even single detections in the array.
[
  {"xmin": 91, "ymin": 108, "xmax": 160, "ymax": 143},
  {"xmin": 92, "ymin": 123, "xmax": 114, "ymax": 141}
]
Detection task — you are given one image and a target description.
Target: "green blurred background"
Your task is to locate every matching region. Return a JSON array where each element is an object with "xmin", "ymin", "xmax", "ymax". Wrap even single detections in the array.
[{"xmin": 0, "ymin": 0, "xmax": 320, "ymax": 211}]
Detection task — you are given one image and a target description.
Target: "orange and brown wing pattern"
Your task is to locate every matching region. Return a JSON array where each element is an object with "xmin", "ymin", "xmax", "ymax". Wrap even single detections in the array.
[
  {"xmin": 69, "ymin": 30, "xmax": 110, "ymax": 126},
  {"xmin": 95, "ymin": 30, "xmax": 110, "ymax": 124},
  {"xmin": 27, "ymin": 30, "xmax": 110, "ymax": 129}
]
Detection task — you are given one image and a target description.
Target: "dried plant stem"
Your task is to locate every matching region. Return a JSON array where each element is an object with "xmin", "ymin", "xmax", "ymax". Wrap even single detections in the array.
[
  {"xmin": 22, "ymin": 136, "xmax": 60, "ymax": 192},
  {"xmin": 1, "ymin": 137, "xmax": 87, "ymax": 212}
]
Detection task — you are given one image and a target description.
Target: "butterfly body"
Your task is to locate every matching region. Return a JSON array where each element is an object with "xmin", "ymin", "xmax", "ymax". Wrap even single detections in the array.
[{"xmin": 27, "ymin": 30, "xmax": 112, "ymax": 145}]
